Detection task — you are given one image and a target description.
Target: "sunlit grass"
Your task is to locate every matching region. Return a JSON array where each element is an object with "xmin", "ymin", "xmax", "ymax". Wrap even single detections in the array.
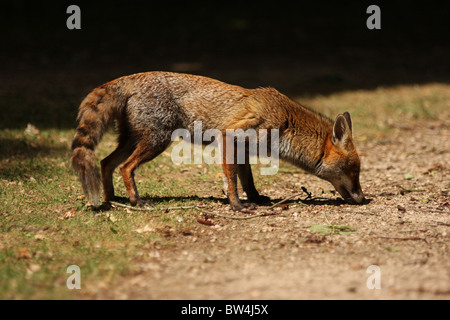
[{"xmin": 297, "ymin": 83, "xmax": 450, "ymax": 140}]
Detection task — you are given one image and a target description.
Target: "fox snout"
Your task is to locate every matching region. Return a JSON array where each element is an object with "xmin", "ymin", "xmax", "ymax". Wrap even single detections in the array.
[{"xmin": 334, "ymin": 182, "xmax": 365, "ymax": 205}]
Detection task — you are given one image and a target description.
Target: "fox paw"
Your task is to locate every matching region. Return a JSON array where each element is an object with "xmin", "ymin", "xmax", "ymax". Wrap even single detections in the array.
[
  {"xmin": 135, "ymin": 199, "xmax": 155, "ymax": 208},
  {"xmin": 243, "ymin": 202, "xmax": 257, "ymax": 210},
  {"xmin": 231, "ymin": 202, "xmax": 257, "ymax": 212}
]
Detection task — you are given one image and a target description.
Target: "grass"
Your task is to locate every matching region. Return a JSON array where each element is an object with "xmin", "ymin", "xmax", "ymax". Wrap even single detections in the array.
[
  {"xmin": 310, "ymin": 224, "xmax": 356, "ymax": 236},
  {"xmin": 0, "ymin": 82, "xmax": 449, "ymax": 299},
  {"xmin": 297, "ymin": 83, "xmax": 450, "ymax": 140}
]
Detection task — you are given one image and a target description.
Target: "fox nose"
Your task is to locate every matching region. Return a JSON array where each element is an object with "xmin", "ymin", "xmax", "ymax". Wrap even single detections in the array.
[
  {"xmin": 349, "ymin": 189, "xmax": 365, "ymax": 204},
  {"xmin": 336, "ymin": 184, "xmax": 365, "ymax": 205},
  {"xmin": 351, "ymin": 193, "xmax": 365, "ymax": 204},
  {"xmin": 342, "ymin": 189, "xmax": 365, "ymax": 204}
]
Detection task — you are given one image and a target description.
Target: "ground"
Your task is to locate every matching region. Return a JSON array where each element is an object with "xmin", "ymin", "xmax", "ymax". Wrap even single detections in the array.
[{"xmin": 87, "ymin": 121, "xmax": 450, "ymax": 300}]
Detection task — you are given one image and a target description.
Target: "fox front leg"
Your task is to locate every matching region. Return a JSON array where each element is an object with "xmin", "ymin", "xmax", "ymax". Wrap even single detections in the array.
[
  {"xmin": 221, "ymin": 133, "xmax": 244, "ymax": 211},
  {"xmin": 237, "ymin": 162, "xmax": 270, "ymax": 205},
  {"xmin": 221, "ymin": 133, "xmax": 259, "ymax": 211},
  {"xmin": 221, "ymin": 163, "xmax": 245, "ymax": 211}
]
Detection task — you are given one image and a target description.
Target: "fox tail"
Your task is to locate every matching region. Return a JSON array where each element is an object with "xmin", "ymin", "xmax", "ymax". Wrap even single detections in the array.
[{"xmin": 70, "ymin": 84, "xmax": 125, "ymax": 207}]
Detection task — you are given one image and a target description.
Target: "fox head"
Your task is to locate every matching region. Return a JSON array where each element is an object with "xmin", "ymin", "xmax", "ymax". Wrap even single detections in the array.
[{"xmin": 318, "ymin": 112, "xmax": 365, "ymax": 204}]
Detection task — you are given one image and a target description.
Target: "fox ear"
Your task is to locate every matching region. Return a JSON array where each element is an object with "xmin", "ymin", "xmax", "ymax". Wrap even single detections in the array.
[
  {"xmin": 343, "ymin": 111, "xmax": 352, "ymax": 134},
  {"xmin": 332, "ymin": 113, "xmax": 352, "ymax": 145}
]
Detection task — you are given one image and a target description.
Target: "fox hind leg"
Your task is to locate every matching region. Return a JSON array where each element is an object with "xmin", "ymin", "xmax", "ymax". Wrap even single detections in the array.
[
  {"xmin": 119, "ymin": 139, "xmax": 169, "ymax": 207},
  {"xmin": 100, "ymin": 138, "xmax": 136, "ymax": 203}
]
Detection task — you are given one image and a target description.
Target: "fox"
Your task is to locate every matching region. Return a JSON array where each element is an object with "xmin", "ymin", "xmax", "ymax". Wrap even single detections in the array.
[{"xmin": 70, "ymin": 71, "xmax": 365, "ymax": 211}]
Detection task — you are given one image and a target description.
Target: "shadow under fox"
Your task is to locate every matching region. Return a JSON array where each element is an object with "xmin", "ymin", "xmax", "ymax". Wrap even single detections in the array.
[{"xmin": 71, "ymin": 72, "xmax": 364, "ymax": 211}]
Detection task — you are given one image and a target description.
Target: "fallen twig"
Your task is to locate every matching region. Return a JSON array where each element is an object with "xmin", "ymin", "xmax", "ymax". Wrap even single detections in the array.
[
  {"xmin": 267, "ymin": 192, "xmax": 302, "ymax": 209},
  {"xmin": 268, "ymin": 186, "xmax": 316, "ymax": 209},
  {"xmin": 196, "ymin": 217, "xmax": 215, "ymax": 226},
  {"xmin": 397, "ymin": 185, "xmax": 426, "ymax": 194},
  {"xmin": 111, "ymin": 201, "xmax": 284, "ymax": 220},
  {"xmin": 377, "ymin": 236, "xmax": 428, "ymax": 243},
  {"xmin": 435, "ymin": 222, "xmax": 450, "ymax": 227},
  {"xmin": 197, "ymin": 208, "xmax": 285, "ymax": 220},
  {"xmin": 110, "ymin": 201, "xmax": 198, "ymax": 212}
]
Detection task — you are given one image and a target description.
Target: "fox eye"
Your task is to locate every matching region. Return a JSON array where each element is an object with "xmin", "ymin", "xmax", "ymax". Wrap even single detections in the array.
[
  {"xmin": 348, "ymin": 171, "xmax": 355, "ymax": 180},
  {"xmin": 346, "ymin": 168, "xmax": 359, "ymax": 181}
]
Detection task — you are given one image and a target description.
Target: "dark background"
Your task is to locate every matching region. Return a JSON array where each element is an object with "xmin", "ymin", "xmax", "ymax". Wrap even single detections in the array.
[{"xmin": 0, "ymin": 0, "xmax": 449, "ymax": 128}]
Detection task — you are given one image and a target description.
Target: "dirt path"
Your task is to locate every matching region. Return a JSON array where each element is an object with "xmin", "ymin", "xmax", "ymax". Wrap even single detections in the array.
[{"xmin": 91, "ymin": 121, "xmax": 449, "ymax": 300}]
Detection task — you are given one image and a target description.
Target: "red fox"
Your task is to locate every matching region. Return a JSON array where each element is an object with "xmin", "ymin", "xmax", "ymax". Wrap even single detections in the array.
[{"xmin": 71, "ymin": 72, "xmax": 364, "ymax": 210}]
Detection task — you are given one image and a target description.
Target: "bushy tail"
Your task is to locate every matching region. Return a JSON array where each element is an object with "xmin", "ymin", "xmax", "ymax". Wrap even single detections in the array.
[{"xmin": 70, "ymin": 84, "xmax": 125, "ymax": 207}]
